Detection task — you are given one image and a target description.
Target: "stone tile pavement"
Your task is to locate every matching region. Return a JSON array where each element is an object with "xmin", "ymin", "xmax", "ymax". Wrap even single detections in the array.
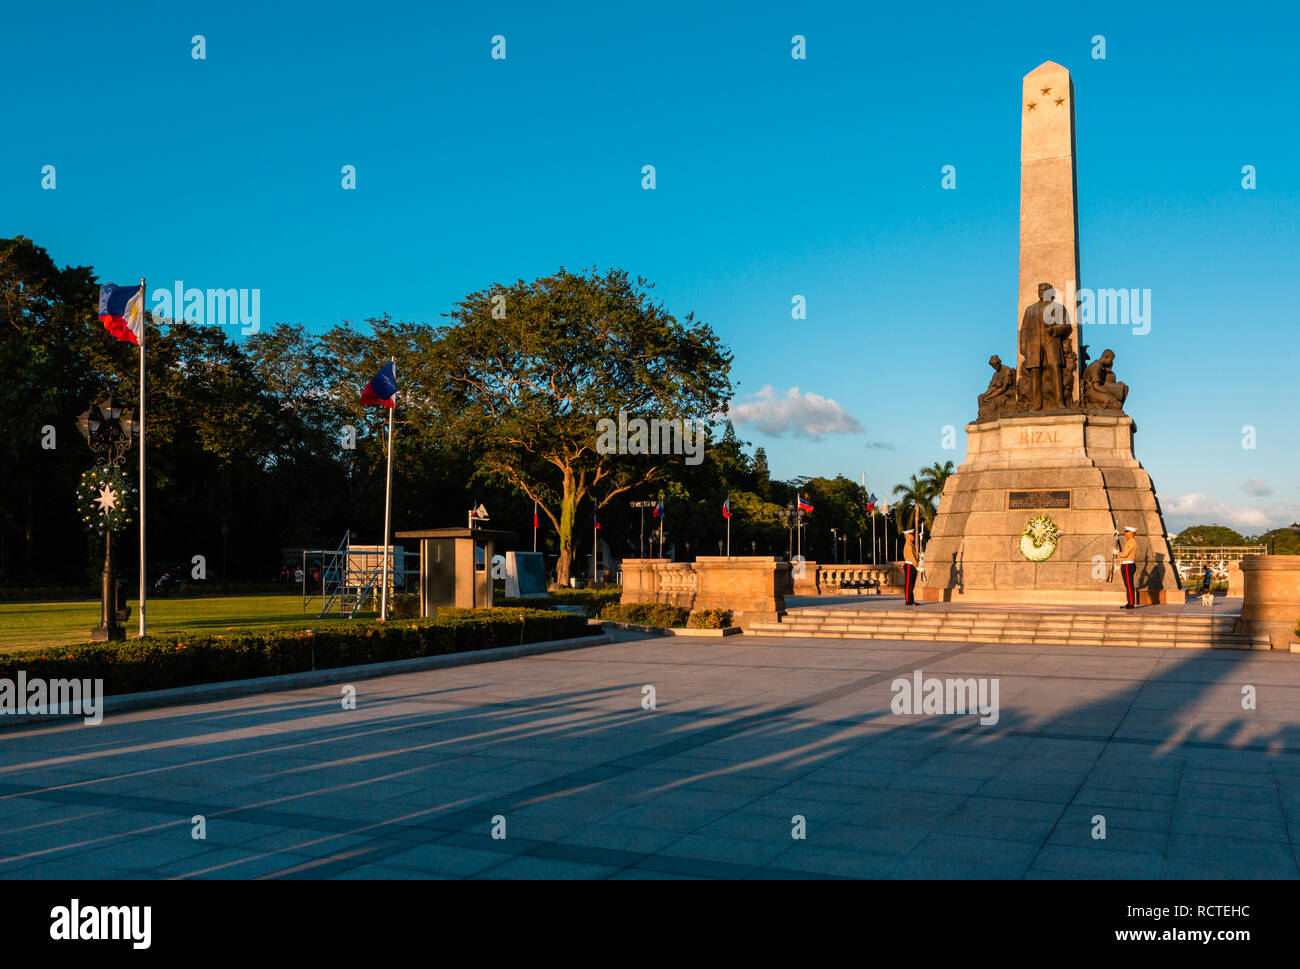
[{"xmin": 2, "ymin": 628, "xmax": 1299, "ymax": 879}]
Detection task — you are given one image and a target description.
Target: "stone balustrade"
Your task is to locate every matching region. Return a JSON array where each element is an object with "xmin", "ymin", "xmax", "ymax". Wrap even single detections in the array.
[{"xmin": 811, "ymin": 563, "xmax": 905, "ymax": 595}]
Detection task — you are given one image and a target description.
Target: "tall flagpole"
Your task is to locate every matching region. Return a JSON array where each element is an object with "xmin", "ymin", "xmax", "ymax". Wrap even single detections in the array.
[
  {"xmin": 380, "ymin": 357, "xmax": 396, "ymax": 621},
  {"xmin": 138, "ymin": 277, "xmax": 147, "ymax": 638}
]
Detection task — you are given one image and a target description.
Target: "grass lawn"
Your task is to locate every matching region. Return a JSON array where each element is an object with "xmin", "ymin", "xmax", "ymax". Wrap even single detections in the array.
[{"xmin": 0, "ymin": 595, "xmax": 374, "ymax": 652}]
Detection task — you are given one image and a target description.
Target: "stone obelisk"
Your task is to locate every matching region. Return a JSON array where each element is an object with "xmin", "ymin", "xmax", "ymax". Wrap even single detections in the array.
[
  {"xmin": 1018, "ymin": 61, "xmax": 1081, "ymax": 406},
  {"xmin": 918, "ymin": 61, "xmax": 1183, "ymax": 606}
]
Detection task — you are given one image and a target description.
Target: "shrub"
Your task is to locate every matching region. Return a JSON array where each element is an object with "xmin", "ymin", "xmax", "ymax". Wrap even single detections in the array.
[
  {"xmin": 600, "ymin": 602, "xmax": 690, "ymax": 627},
  {"xmin": 389, "ymin": 594, "xmax": 420, "ymax": 618},
  {"xmin": 0, "ymin": 608, "xmax": 594, "ymax": 700},
  {"xmin": 687, "ymin": 609, "xmax": 733, "ymax": 629},
  {"xmin": 497, "ymin": 588, "xmax": 622, "ymax": 617}
]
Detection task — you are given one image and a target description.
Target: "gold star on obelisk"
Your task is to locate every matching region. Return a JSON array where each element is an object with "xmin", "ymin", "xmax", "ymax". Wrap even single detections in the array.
[
  {"xmin": 1040, "ymin": 86, "xmax": 1051, "ymax": 95},
  {"xmin": 1055, "ymin": 96, "xmax": 1065, "ymax": 106},
  {"xmin": 94, "ymin": 484, "xmax": 118, "ymax": 513},
  {"xmin": 1027, "ymin": 101, "xmax": 1037, "ymax": 111}
]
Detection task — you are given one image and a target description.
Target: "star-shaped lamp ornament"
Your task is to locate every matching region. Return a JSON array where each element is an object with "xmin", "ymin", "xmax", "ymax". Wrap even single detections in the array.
[{"xmin": 94, "ymin": 484, "xmax": 119, "ymax": 513}]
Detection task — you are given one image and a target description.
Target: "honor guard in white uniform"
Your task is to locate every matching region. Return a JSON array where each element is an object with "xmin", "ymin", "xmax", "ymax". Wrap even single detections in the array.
[
  {"xmin": 1119, "ymin": 526, "xmax": 1138, "ymax": 608},
  {"xmin": 903, "ymin": 530, "xmax": 919, "ymax": 605}
]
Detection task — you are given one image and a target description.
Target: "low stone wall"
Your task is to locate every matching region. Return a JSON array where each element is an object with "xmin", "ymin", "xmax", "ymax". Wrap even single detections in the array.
[
  {"xmin": 1237, "ymin": 556, "xmax": 1300, "ymax": 651},
  {"xmin": 620, "ymin": 557, "xmax": 789, "ymax": 629}
]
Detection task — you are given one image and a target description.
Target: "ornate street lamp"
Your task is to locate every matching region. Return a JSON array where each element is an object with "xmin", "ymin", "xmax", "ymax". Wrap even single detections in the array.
[{"xmin": 76, "ymin": 394, "xmax": 139, "ymax": 641}]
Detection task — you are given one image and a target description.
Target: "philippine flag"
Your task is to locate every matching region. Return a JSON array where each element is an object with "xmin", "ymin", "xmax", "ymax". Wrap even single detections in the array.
[
  {"xmin": 533, "ymin": 500, "xmax": 539, "ymax": 529},
  {"xmin": 653, "ymin": 500, "xmax": 663, "ymax": 520},
  {"xmin": 361, "ymin": 361, "xmax": 398, "ymax": 408},
  {"xmin": 593, "ymin": 511, "xmax": 601, "ymax": 531},
  {"xmin": 798, "ymin": 495, "xmax": 814, "ymax": 513},
  {"xmin": 722, "ymin": 497, "xmax": 731, "ymax": 519},
  {"xmin": 98, "ymin": 282, "xmax": 145, "ymax": 346}
]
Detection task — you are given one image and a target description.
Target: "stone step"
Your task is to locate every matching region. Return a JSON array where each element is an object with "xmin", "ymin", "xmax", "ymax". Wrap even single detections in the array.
[{"xmin": 749, "ymin": 613, "xmax": 1267, "ymax": 650}]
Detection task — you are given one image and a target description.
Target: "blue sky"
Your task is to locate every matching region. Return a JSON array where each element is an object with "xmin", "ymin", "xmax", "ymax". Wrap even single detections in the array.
[{"xmin": 4, "ymin": 0, "xmax": 1297, "ymax": 533}]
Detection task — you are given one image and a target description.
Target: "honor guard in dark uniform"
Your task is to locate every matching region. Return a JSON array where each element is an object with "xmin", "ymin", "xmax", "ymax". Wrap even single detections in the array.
[
  {"xmin": 903, "ymin": 530, "xmax": 919, "ymax": 605},
  {"xmin": 1119, "ymin": 526, "xmax": 1138, "ymax": 608}
]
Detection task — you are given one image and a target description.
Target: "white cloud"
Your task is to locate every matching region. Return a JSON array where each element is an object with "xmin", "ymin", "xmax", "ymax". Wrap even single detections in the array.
[
  {"xmin": 728, "ymin": 385, "xmax": 863, "ymax": 440},
  {"xmin": 1242, "ymin": 479, "xmax": 1273, "ymax": 497},
  {"xmin": 1164, "ymin": 492, "xmax": 1300, "ymax": 532}
]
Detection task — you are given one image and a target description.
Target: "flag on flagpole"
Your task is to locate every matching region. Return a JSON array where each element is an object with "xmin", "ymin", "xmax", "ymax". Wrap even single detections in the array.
[
  {"xmin": 361, "ymin": 361, "xmax": 398, "ymax": 407},
  {"xmin": 98, "ymin": 283, "xmax": 145, "ymax": 346},
  {"xmin": 652, "ymin": 499, "xmax": 663, "ymax": 520},
  {"xmin": 867, "ymin": 492, "xmax": 877, "ymax": 513},
  {"xmin": 593, "ymin": 511, "xmax": 601, "ymax": 530},
  {"xmin": 798, "ymin": 494, "xmax": 814, "ymax": 513},
  {"xmin": 533, "ymin": 500, "xmax": 539, "ymax": 529},
  {"xmin": 722, "ymin": 496, "xmax": 731, "ymax": 519}
]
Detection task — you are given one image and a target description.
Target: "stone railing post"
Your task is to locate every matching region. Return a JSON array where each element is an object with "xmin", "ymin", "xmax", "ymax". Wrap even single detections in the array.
[{"xmin": 1237, "ymin": 555, "xmax": 1300, "ymax": 651}]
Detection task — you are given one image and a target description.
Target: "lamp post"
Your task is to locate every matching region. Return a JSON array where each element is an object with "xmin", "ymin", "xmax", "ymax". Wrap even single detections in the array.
[
  {"xmin": 76, "ymin": 395, "xmax": 139, "ymax": 642},
  {"xmin": 630, "ymin": 499, "xmax": 655, "ymax": 558},
  {"xmin": 830, "ymin": 528, "xmax": 839, "ymax": 564}
]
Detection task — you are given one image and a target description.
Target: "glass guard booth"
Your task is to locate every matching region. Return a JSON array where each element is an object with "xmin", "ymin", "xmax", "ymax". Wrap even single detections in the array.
[{"xmin": 393, "ymin": 527, "xmax": 517, "ymax": 616}]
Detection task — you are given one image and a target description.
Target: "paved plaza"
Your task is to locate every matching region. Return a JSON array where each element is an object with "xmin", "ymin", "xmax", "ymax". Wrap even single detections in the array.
[{"xmin": 3, "ymin": 626, "xmax": 1299, "ymax": 879}]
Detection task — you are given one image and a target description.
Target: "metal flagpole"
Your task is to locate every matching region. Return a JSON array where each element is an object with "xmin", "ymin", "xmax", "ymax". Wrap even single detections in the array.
[
  {"xmin": 380, "ymin": 357, "xmax": 395, "ymax": 621},
  {"xmin": 726, "ymin": 496, "xmax": 731, "ymax": 557},
  {"xmin": 138, "ymin": 277, "xmax": 147, "ymax": 638}
]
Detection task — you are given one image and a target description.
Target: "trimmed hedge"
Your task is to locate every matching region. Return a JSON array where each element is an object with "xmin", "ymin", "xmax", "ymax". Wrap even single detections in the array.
[
  {"xmin": 498, "ymin": 588, "xmax": 622, "ymax": 617},
  {"xmin": 600, "ymin": 602, "xmax": 691, "ymax": 627},
  {"xmin": 687, "ymin": 609, "xmax": 733, "ymax": 629},
  {"xmin": 0, "ymin": 608, "xmax": 594, "ymax": 698}
]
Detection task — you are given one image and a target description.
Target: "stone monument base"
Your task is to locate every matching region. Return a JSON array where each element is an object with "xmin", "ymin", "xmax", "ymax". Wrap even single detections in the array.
[{"xmin": 920, "ymin": 413, "xmax": 1183, "ymax": 605}]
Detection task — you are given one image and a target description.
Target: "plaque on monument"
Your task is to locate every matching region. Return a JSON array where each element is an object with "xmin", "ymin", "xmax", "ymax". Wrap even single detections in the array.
[{"xmin": 1006, "ymin": 489, "xmax": 1071, "ymax": 510}]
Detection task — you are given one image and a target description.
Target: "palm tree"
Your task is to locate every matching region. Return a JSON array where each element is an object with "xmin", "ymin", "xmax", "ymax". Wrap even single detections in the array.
[
  {"xmin": 919, "ymin": 460, "xmax": 955, "ymax": 513},
  {"xmin": 892, "ymin": 474, "xmax": 933, "ymax": 532}
]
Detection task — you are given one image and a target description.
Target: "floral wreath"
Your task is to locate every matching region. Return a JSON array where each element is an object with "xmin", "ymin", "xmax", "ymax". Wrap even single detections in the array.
[
  {"xmin": 76, "ymin": 464, "xmax": 136, "ymax": 534},
  {"xmin": 1019, "ymin": 513, "xmax": 1061, "ymax": 562}
]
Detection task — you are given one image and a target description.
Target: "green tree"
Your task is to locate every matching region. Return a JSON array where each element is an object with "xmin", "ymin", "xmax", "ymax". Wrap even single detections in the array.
[
  {"xmin": 1257, "ymin": 526, "xmax": 1300, "ymax": 555},
  {"xmin": 1172, "ymin": 525, "xmax": 1247, "ymax": 546},
  {"xmin": 427, "ymin": 268, "xmax": 732, "ymax": 584}
]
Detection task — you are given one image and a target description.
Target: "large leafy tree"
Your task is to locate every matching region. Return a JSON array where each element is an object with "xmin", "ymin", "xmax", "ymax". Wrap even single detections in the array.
[{"xmin": 428, "ymin": 268, "xmax": 732, "ymax": 583}]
